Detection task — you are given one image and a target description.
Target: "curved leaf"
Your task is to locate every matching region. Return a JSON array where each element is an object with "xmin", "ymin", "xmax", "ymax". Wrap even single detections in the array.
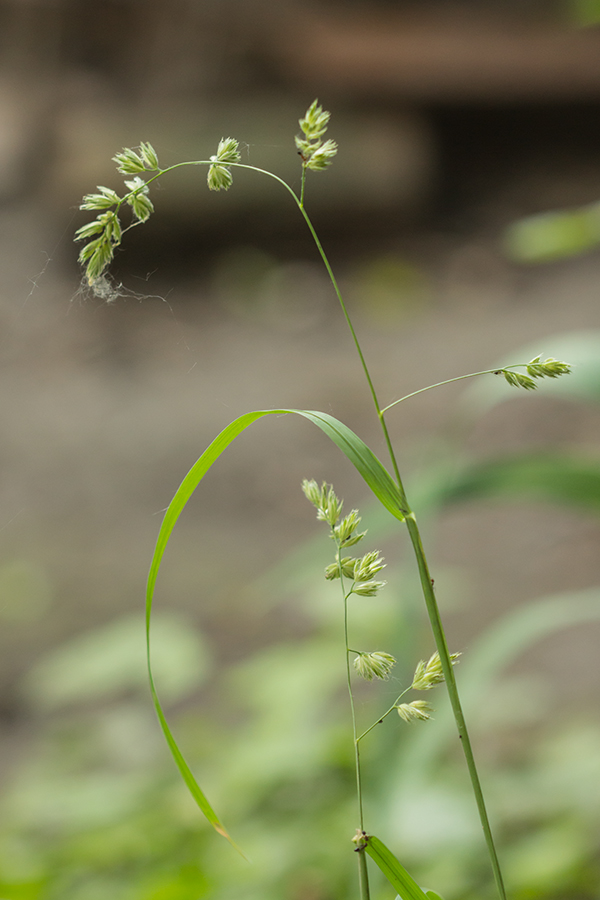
[
  {"xmin": 145, "ymin": 408, "xmax": 404, "ymax": 844},
  {"xmin": 364, "ymin": 834, "xmax": 430, "ymax": 900}
]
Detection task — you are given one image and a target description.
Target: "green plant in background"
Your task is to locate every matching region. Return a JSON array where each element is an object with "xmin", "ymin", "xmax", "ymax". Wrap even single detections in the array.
[{"xmin": 74, "ymin": 101, "xmax": 573, "ymax": 900}]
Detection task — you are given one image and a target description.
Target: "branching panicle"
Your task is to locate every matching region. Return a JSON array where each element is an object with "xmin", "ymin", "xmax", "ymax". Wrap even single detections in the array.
[{"xmin": 77, "ymin": 142, "xmax": 161, "ymax": 285}]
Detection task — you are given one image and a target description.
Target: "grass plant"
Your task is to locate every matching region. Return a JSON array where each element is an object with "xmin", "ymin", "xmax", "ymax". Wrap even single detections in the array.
[{"xmin": 75, "ymin": 100, "xmax": 572, "ymax": 900}]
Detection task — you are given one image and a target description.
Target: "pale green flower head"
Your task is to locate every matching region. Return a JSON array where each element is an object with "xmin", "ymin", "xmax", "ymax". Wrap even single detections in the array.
[
  {"xmin": 112, "ymin": 147, "xmax": 146, "ymax": 174},
  {"xmin": 112, "ymin": 143, "xmax": 160, "ymax": 174},
  {"xmin": 298, "ymin": 99, "xmax": 331, "ymax": 142},
  {"xmin": 352, "ymin": 579, "xmax": 386, "ymax": 597},
  {"xmin": 78, "ymin": 234, "xmax": 114, "ymax": 285},
  {"xmin": 301, "ymin": 478, "xmax": 322, "ymax": 507},
  {"xmin": 525, "ymin": 355, "xmax": 571, "ymax": 379},
  {"xmin": 296, "ymin": 99, "xmax": 338, "ymax": 172},
  {"xmin": 354, "ymin": 651, "xmax": 396, "ymax": 681},
  {"xmin": 305, "ymin": 138, "xmax": 338, "ymax": 171},
  {"xmin": 498, "ymin": 356, "xmax": 571, "ymax": 390},
  {"xmin": 324, "ymin": 557, "xmax": 357, "ymax": 580},
  {"xmin": 139, "ymin": 141, "xmax": 160, "ymax": 170},
  {"xmin": 80, "ymin": 185, "xmax": 120, "ymax": 211},
  {"xmin": 124, "ymin": 177, "xmax": 154, "ymax": 222},
  {"xmin": 207, "ymin": 137, "xmax": 241, "ymax": 191},
  {"xmin": 301, "ymin": 479, "xmax": 344, "ymax": 527},
  {"xmin": 411, "ymin": 651, "xmax": 461, "ymax": 691},
  {"xmin": 501, "ymin": 370, "xmax": 536, "ymax": 390},
  {"xmin": 353, "ymin": 550, "xmax": 385, "ymax": 583},
  {"xmin": 333, "ymin": 510, "xmax": 365, "ymax": 547},
  {"xmin": 396, "ymin": 700, "xmax": 433, "ymax": 723}
]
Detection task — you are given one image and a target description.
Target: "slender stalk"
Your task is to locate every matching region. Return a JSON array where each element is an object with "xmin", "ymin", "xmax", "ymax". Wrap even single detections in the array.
[
  {"xmin": 357, "ymin": 846, "xmax": 370, "ymax": 900},
  {"xmin": 356, "ymin": 687, "xmax": 411, "ymax": 743},
  {"xmin": 339, "ymin": 549, "xmax": 370, "ymax": 900},
  {"xmin": 403, "ymin": 512, "xmax": 507, "ymax": 900},
  {"xmin": 380, "ymin": 366, "xmax": 532, "ymax": 414}
]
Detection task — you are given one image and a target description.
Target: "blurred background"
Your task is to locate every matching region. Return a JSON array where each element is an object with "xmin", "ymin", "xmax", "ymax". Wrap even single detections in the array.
[{"xmin": 2, "ymin": 1, "xmax": 600, "ymax": 898}]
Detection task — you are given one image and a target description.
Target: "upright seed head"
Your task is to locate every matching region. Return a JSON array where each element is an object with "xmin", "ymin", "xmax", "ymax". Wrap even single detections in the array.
[{"xmin": 296, "ymin": 99, "xmax": 338, "ymax": 171}]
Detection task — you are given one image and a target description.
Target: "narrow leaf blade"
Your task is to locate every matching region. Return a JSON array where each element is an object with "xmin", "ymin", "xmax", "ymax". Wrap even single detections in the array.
[
  {"xmin": 294, "ymin": 410, "xmax": 406, "ymax": 521},
  {"xmin": 364, "ymin": 834, "xmax": 429, "ymax": 900}
]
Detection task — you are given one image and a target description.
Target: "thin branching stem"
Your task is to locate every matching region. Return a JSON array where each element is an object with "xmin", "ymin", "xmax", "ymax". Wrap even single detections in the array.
[
  {"xmin": 356, "ymin": 688, "xmax": 411, "ymax": 743},
  {"xmin": 380, "ymin": 366, "xmax": 538, "ymax": 414},
  {"xmin": 338, "ymin": 547, "xmax": 371, "ymax": 900}
]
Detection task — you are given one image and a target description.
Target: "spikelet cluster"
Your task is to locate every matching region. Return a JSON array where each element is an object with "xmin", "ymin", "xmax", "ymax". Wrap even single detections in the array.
[
  {"xmin": 301, "ymin": 480, "xmax": 386, "ymax": 598},
  {"xmin": 207, "ymin": 137, "xmax": 242, "ymax": 191},
  {"xmin": 396, "ymin": 700, "xmax": 433, "ymax": 723},
  {"xmin": 353, "ymin": 651, "xmax": 396, "ymax": 681},
  {"xmin": 75, "ymin": 143, "xmax": 160, "ymax": 286},
  {"xmin": 76, "ymin": 135, "xmax": 243, "ymax": 287},
  {"xmin": 295, "ymin": 100, "xmax": 338, "ymax": 171},
  {"xmin": 411, "ymin": 651, "xmax": 461, "ymax": 691},
  {"xmin": 302, "ymin": 479, "xmax": 393, "ymax": 682},
  {"xmin": 497, "ymin": 356, "xmax": 571, "ymax": 390}
]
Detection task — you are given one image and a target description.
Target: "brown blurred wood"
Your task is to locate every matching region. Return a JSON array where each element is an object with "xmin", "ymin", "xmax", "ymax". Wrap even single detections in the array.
[{"xmin": 270, "ymin": 8, "xmax": 600, "ymax": 102}]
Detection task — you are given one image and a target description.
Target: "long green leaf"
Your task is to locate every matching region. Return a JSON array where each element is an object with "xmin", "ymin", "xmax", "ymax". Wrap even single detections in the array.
[
  {"xmin": 364, "ymin": 834, "xmax": 430, "ymax": 900},
  {"xmin": 145, "ymin": 408, "xmax": 404, "ymax": 844}
]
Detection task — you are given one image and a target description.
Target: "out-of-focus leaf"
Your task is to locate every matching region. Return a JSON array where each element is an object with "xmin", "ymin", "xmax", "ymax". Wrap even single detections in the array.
[
  {"xmin": 441, "ymin": 453, "xmax": 600, "ymax": 513},
  {"xmin": 24, "ymin": 613, "xmax": 209, "ymax": 709},
  {"xmin": 364, "ymin": 835, "xmax": 431, "ymax": 900},
  {"xmin": 391, "ymin": 586, "xmax": 600, "ymax": 790},
  {"xmin": 570, "ymin": 0, "xmax": 600, "ymax": 26},
  {"xmin": 505, "ymin": 204, "xmax": 600, "ymax": 263},
  {"xmin": 463, "ymin": 330, "xmax": 600, "ymax": 412}
]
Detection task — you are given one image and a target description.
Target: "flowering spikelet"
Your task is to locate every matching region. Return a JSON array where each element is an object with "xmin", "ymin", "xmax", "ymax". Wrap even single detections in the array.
[
  {"xmin": 353, "ymin": 651, "xmax": 396, "ymax": 681},
  {"xmin": 207, "ymin": 137, "xmax": 241, "ymax": 191},
  {"xmin": 411, "ymin": 651, "xmax": 461, "ymax": 691},
  {"xmin": 497, "ymin": 356, "xmax": 571, "ymax": 390},
  {"xmin": 396, "ymin": 700, "xmax": 433, "ymax": 723},
  {"xmin": 76, "ymin": 142, "xmax": 160, "ymax": 285},
  {"xmin": 295, "ymin": 99, "xmax": 338, "ymax": 172}
]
